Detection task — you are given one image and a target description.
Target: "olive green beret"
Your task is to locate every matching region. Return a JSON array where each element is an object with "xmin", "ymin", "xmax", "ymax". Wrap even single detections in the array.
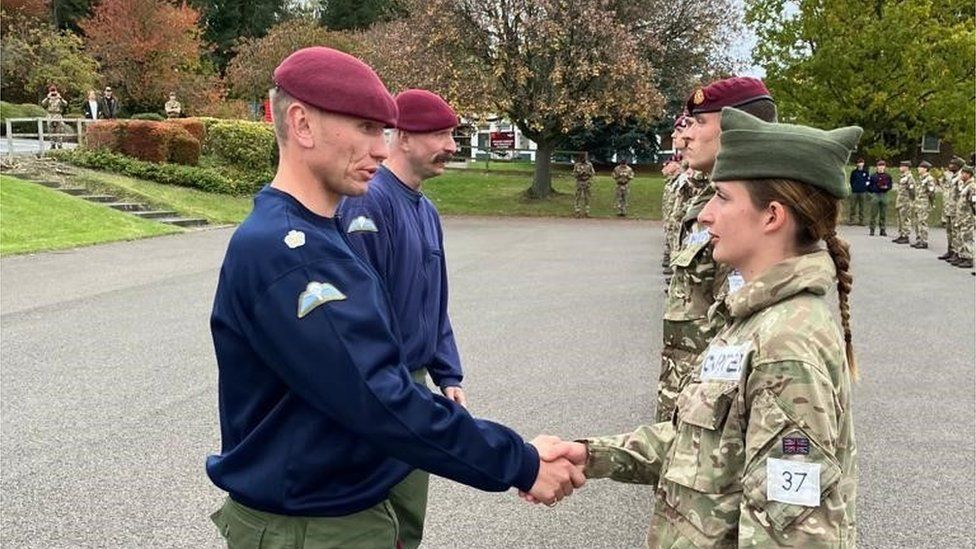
[
  {"xmin": 711, "ymin": 107, "xmax": 863, "ymax": 198},
  {"xmin": 949, "ymin": 157, "xmax": 965, "ymax": 168},
  {"xmin": 962, "ymin": 165, "xmax": 974, "ymax": 176},
  {"xmin": 899, "ymin": 160, "xmax": 911, "ymax": 167},
  {"xmin": 919, "ymin": 160, "xmax": 932, "ymax": 169}
]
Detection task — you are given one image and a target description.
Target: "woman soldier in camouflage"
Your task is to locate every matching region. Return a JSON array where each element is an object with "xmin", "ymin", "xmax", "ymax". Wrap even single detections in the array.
[{"xmin": 532, "ymin": 107, "xmax": 862, "ymax": 548}]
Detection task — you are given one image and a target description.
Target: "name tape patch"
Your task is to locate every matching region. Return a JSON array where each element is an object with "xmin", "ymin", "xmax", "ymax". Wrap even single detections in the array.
[{"xmin": 700, "ymin": 342, "xmax": 750, "ymax": 381}]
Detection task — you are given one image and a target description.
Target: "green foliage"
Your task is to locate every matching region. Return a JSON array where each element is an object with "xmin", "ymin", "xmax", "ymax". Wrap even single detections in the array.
[
  {"xmin": 207, "ymin": 120, "xmax": 276, "ymax": 172},
  {"xmin": 169, "ymin": 132, "xmax": 202, "ymax": 166},
  {"xmin": 54, "ymin": 149, "xmax": 266, "ymax": 195},
  {"xmin": 0, "ymin": 12, "xmax": 101, "ymax": 105},
  {"xmin": 52, "ymin": 0, "xmax": 93, "ymax": 32},
  {"xmin": 131, "ymin": 112, "xmax": 165, "ymax": 121},
  {"xmin": 0, "ymin": 174, "xmax": 178, "ymax": 255},
  {"xmin": 189, "ymin": 0, "xmax": 290, "ymax": 70},
  {"xmin": 0, "ymin": 101, "xmax": 48, "ymax": 135},
  {"xmin": 566, "ymin": 118, "xmax": 663, "ymax": 165},
  {"xmin": 746, "ymin": 0, "xmax": 975, "ymax": 159},
  {"xmin": 320, "ymin": 0, "xmax": 405, "ymax": 30}
]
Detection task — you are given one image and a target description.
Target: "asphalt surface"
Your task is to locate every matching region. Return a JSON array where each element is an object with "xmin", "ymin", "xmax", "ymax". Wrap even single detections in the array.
[{"xmin": 1, "ymin": 218, "xmax": 974, "ymax": 548}]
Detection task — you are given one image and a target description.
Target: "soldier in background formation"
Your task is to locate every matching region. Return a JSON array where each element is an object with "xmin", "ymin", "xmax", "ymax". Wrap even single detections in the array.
[
  {"xmin": 660, "ymin": 154, "xmax": 682, "ymax": 273},
  {"xmin": 912, "ymin": 161, "xmax": 936, "ymax": 248},
  {"xmin": 938, "ymin": 157, "xmax": 963, "ymax": 261},
  {"xmin": 612, "ymin": 158, "xmax": 634, "ymax": 216},
  {"xmin": 848, "ymin": 158, "xmax": 870, "ymax": 224},
  {"xmin": 40, "ymin": 85, "xmax": 68, "ymax": 149},
  {"xmin": 950, "ymin": 165, "xmax": 974, "ymax": 270},
  {"xmin": 573, "ymin": 151, "xmax": 595, "ymax": 217},
  {"xmin": 893, "ymin": 160, "xmax": 916, "ymax": 244}
]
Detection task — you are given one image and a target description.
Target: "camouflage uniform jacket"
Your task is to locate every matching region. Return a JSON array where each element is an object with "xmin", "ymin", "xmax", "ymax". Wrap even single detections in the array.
[
  {"xmin": 574, "ymin": 161, "xmax": 595, "ymax": 183},
  {"xmin": 41, "ymin": 95, "xmax": 67, "ymax": 115},
  {"xmin": 613, "ymin": 164, "xmax": 635, "ymax": 185},
  {"xmin": 586, "ymin": 250, "xmax": 857, "ymax": 548},
  {"xmin": 897, "ymin": 172, "xmax": 917, "ymax": 202},
  {"xmin": 919, "ymin": 173, "xmax": 937, "ymax": 201},
  {"xmin": 657, "ymin": 178, "xmax": 734, "ymax": 421}
]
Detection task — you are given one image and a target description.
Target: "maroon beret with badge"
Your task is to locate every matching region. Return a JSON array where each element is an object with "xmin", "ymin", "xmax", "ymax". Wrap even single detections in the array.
[
  {"xmin": 273, "ymin": 47, "xmax": 397, "ymax": 127},
  {"xmin": 673, "ymin": 113, "xmax": 689, "ymax": 129},
  {"xmin": 686, "ymin": 77, "xmax": 773, "ymax": 115},
  {"xmin": 395, "ymin": 89, "xmax": 458, "ymax": 133}
]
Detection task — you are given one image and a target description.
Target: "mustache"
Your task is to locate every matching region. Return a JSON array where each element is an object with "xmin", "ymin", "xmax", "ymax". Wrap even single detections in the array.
[{"xmin": 433, "ymin": 153, "xmax": 454, "ymax": 163}]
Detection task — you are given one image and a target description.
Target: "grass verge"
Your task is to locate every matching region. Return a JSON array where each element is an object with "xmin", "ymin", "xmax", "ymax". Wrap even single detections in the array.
[{"xmin": 0, "ymin": 175, "xmax": 180, "ymax": 255}]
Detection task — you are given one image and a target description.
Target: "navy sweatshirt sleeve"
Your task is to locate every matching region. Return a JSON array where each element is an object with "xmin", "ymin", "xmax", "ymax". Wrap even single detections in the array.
[{"xmin": 240, "ymin": 244, "xmax": 539, "ymax": 494}]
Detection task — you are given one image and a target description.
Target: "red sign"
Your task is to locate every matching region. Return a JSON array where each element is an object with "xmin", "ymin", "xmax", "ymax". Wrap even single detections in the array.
[{"xmin": 490, "ymin": 131, "xmax": 515, "ymax": 149}]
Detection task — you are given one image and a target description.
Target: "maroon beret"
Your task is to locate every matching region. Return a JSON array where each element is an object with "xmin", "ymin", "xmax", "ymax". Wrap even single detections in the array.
[
  {"xmin": 395, "ymin": 89, "xmax": 458, "ymax": 132},
  {"xmin": 673, "ymin": 113, "xmax": 688, "ymax": 129},
  {"xmin": 876, "ymin": 160, "xmax": 886, "ymax": 166},
  {"xmin": 273, "ymin": 47, "xmax": 397, "ymax": 127},
  {"xmin": 686, "ymin": 77, "xmax": 773, "ymax": 115}
]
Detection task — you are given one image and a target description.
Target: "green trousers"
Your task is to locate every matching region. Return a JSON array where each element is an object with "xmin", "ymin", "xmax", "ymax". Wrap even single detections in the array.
[
  {"xmin": 212, "ymin": 369, "xmax": 431, "ymax": 549},
  {"xmin": 868, "ymin": 192, "xmax": 888, "ymax": 230}
]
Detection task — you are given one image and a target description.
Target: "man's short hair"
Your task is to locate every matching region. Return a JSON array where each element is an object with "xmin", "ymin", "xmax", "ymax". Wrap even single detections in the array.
[{"xmin": 270, "ymin": 87, "xmax": 297, "ymax": 145}]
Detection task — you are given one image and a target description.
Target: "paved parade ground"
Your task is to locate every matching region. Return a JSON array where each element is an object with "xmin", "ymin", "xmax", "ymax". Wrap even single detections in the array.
[{"xmin": 1, "ymin": 217, "xmax": 974, "ymax": 548}]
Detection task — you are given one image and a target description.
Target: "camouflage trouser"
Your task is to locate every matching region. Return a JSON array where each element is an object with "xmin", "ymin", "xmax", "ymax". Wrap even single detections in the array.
[
  {"xmin": 958, "ymin": 203, "xmax": 974, "ymax": 260},
  {"xmin": 615, "ymin": 184, "xmax": 629, "ymax": 215},
  {"xmin": 896, "ymin": 191, "xmax": 914, "ymax": 238},
  {"xmin": 953, "ymin": 198, "xmax": 968, "ymax": 253},
  {"xmin": 913, "ymin": 197, "xmax": 930, "ymax": 244},
  {"xmin": 47, "ymin": 114, "xmax": 64, "ymax": 148},
  {"xmin": 574, "ymin": 181, "xmax": 591, "ymax": 215}
]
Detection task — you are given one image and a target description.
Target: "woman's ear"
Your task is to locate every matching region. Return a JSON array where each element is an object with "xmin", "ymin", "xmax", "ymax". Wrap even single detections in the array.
[{"xmin": 763, "ymin": 200, "xmax": 789, "ymax": 234}]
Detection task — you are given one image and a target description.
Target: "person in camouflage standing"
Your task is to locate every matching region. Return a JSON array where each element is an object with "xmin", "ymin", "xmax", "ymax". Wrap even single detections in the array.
[
  {"xmin": 612, "ymin": 157, "xmax": 635, "ymax": 217},
  {"xmin": 938, "ymin": 157, "xmax": 963, "ymax": 261},
  {"xmin": 950, "ymin": 165, "xmax": 974, "ymax": 269},
  {"xmin": 912, "ymin": 160, "xmax": 937, "ymax": 248},
  {"xmin": 531, "ymin": 108, "xmax": 863, "ymax": 548},
  {"xmin": 40, "ymin": 85, "xmax": 68, "ymax": 150},
  {"xmin": 660, "ymin": 155, "xmax": 682, "ymax": 272},
  {"xmin": 573, "ymin": 152, "xmax": 595, "ymax": 218},
  {"xmin": 656, "ymin": 76, "xmax": 778, "ymax": 423},
  {"xmin": 892, "ymin": 160, "xmax": 916, "ymax": 244},
  {"xmin": 949, "ymin": 159, "xmax": 971, "ymax": 266}
]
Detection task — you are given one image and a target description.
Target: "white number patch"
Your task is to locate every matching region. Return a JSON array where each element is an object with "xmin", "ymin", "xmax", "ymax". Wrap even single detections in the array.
[
  {"xmin": 699, "ymin": 343, "xmax": 750, "ymax": 381},
  {"xmin": 766, "ymin": 457, "xmax": 821, "ymax": 507}
]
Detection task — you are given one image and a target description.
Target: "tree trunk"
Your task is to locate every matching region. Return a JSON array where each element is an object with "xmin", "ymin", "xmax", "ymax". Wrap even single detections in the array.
[{"xmin": 528, "ymin": 140, "xmax": 555, "ymax": 198}]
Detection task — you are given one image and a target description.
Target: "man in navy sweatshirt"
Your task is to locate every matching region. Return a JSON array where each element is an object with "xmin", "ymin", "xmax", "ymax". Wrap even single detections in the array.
[
  {"xmin": 337, "ymin": 89, "xmax": 463, "ymax": 547},
  {"xmin": 848, "ymin": 158, "xmax": 869, "ymax": 225},
  {"xmin": 207, "ymin": 47, "xmax": 582, "ymax": 549}
]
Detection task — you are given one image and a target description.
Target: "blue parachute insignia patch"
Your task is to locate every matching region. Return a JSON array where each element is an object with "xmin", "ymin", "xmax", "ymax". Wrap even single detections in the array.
[
  {"xmin": 297, "ymin": 282, "xmax": 347, "ymax": 318},
  {"xmin": 347, "ymin": 215, "xmax": 378, "ymax": 233}
]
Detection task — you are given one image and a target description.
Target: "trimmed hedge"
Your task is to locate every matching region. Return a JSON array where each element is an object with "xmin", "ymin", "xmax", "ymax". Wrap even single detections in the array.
[
  {"xmin": 53, "ymin": 149, "xmax": 263, "ymax": 195},
  {"xmin": 208, "ymin": 120, "xmax": 276, "ymax": 173},
  {"xmin": 85, "ymin": 119, "xmax": 201, "ymax": 166},
  {"xmin": 131, "ymin": 112, "xmax": 165, "ymax": 121},
  {"xmin": 164, "ymin": 118, "xmax": 206, "ymax": 142}
]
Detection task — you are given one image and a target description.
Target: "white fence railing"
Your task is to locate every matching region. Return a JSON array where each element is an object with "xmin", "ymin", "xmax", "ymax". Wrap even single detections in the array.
[{"xmin": 4, "ymin": 117, "xmax": 99, "ymax": 158}]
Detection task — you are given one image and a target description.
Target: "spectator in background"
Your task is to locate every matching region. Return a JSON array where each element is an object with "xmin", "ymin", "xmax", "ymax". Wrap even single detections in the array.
[
  {"xmin": 83, "ymin": 90, "xmax": 100, "ymax": 120},
  {"xmin": 868, "ymin": 159, "xmax": 893, "ymax": 236},
  {"xmin": 848, "ymin": 157, "xmax": 869, "ymax": 225},
  {"xmin": 100, "ymin": 87, "xmax": 119, "ymax": 119},
  {"xmin": 40, "ymin": 85, "xmax": 68, "ymax": 149},
  {"xmin": 164, "ymin": 92, "xmax": 182, "ymax": 118}
]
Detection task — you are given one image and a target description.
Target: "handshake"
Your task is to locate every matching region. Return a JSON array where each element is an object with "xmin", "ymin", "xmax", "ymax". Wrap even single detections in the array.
[{"xmin": 522, "ymin": 435, "xmax": 589, "ymax": 506}]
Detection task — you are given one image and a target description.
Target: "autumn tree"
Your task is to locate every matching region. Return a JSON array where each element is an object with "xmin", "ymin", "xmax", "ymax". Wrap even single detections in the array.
[
  {"xmin": 225, "ymin": 18, "xmax": 360, "ymax": 100},
  {"xmin": 364, "ymin": 0, "xmax": 664, "ymax": 198},
  {"xmin": 0, "ymin": 10, "xmax": 100, "ymax": 104},
  {"xmin": 747, "ymin": 0, "xmax": 975, "ymax": 159},
  {"xmin": 80, "ymin": 0, "xmax": 221, "ymax": 114}
]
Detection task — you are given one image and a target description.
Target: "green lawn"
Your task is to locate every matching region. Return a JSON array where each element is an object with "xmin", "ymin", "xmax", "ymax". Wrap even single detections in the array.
[
  {"xmin": 72, "ymin": 168, "xmax": 254, "ymax": 224},
  {"xmin": 0, "ymin": 175, "xmax": 180, "ymax": 255},
  {"xmin": 426, "ymin": 171, "xmax": 665, "ymax": 219}
]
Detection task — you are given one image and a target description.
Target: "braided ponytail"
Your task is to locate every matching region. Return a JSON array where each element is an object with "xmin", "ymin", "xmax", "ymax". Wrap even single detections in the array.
[{"xmin": 824, "ymin": 231, "xmax": 858, "ymax": 380}]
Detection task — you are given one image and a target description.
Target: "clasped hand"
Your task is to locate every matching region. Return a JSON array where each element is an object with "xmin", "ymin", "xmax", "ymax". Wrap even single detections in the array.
[{"xmin": 523, "ymin": 435, "xmax": 588, "ymax": 506}]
